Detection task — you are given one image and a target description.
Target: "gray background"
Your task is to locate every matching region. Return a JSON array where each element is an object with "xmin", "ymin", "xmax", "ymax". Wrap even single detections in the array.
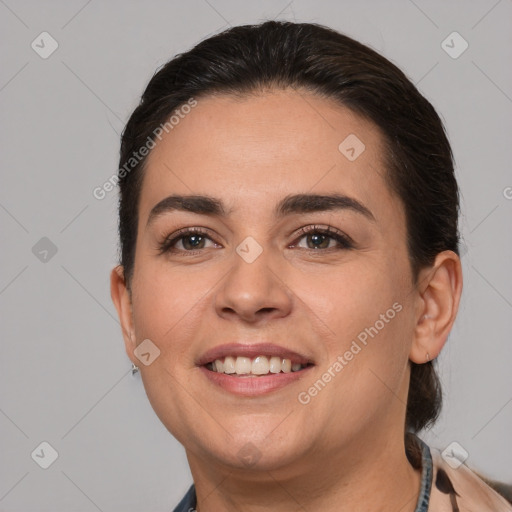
[{"xmin": 1, "ymin": 0, "xmax": 511, "ymax": 510}]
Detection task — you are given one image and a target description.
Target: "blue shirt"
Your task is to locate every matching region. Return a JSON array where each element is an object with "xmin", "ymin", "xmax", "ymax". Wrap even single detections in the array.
[{"xmin": 172, "ymin": 436, "xmax": 433, "ymax": 511}]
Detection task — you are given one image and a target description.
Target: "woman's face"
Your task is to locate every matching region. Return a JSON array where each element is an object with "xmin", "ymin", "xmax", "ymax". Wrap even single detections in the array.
[{"xmin": 119, "ymin": 89, "xmax": 423, "ymax": 472}]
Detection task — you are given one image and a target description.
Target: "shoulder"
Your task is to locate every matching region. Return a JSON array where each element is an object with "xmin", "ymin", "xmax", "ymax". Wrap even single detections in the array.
[{"xmin": 428, "ymin": 447, "xmax": 512, "ymax": 511}]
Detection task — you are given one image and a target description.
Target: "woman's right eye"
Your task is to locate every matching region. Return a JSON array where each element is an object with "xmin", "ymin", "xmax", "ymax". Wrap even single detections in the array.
[{"xmin": 158, "ymin": 228, "xmax": 218, "ymax": 255}]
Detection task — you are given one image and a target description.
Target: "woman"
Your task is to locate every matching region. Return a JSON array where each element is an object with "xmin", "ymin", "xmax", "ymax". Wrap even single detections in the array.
[{"xmin": 110, "ymin": 20, "xmax": 511, "ymax": 511}]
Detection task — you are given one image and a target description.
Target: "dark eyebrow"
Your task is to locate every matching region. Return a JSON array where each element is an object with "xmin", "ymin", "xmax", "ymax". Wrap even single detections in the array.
[
  {"xmin": 146, "ymin": 195, "xmax": 232, "ymax": 229},
  {"xmin": 275, "ymin": 193, "xmax": 375, "ymax": 221},
  {"xmin": 146, "ymin": 193, "xmax": 375, "ymax": 229}
]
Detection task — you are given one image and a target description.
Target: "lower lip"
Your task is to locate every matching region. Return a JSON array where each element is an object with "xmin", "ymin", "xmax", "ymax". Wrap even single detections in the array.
[{"xmin": 199, "ymin": 366, "xmax": 314, "ymax": 396}]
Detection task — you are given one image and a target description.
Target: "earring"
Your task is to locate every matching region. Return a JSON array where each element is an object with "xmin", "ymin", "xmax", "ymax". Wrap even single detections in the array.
[
  {"xmin": 131, "ymin": 363, "xmax": 139, "ymax": 374},
  {"xmin": 426, "ymin": 352, "xmax": 430, "ymax": 362}
]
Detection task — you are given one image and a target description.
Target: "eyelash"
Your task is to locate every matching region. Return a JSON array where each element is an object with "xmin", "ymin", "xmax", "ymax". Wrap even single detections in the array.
[{"xmin": 157, "ymin": 225, "xmax": 354, "ymax": 256}]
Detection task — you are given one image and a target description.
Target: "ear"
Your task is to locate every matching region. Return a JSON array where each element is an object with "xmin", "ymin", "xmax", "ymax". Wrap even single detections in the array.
[
  {"xmin": 110, "ymin": 265, "xmax": 138, "ymax": 366},
  {"xmin": 410, "ymin": 250, "xmax": 463, "ymax": 364}
]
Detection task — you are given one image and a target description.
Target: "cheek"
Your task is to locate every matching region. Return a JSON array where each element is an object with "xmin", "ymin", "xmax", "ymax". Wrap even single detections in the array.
[
  {"xmin": 130, "ymin": 260, "xmax": 214, "ymax": 365},
  {"xmin": 312, "ymin": 304, "xmax": 411, "ymax": 435},
  {"xmin": 309, "ymin": 262, "xmax": 412, "ymax": 394},
  {"xmin": 314, "ymin": 264, "xmax": 405, "ymax": 345}
]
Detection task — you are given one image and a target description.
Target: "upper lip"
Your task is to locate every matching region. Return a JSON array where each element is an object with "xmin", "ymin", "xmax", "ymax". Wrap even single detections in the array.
[{"xmin": 197, "ymin": 343, "xmax": 314, "ymax": 366}]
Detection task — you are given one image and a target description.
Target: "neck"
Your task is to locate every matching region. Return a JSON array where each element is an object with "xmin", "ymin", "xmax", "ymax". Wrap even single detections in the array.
[{"xmin": 187, "ymin": 431, "xmax": 423, "ymax": 512}]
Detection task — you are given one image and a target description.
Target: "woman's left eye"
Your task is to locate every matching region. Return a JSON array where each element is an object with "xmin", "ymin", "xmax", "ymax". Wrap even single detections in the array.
[{"xmin": 291, "ymin": 225, "xmax": 353, "ymax": 251}]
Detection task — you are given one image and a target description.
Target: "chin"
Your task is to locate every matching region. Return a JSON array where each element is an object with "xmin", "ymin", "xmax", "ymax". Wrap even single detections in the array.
[
  {"xmin": 201, "ymin": 423, "xmax": 310, "ymax": 472},
  {"xmin": 208, "ymin": 439, "xmax": 306, "ymax": 473}
]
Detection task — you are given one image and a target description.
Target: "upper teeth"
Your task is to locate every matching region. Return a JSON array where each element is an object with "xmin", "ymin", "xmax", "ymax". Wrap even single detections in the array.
[{"xmin": 209, "ymin": 356, "xmax": 304, "ymax": 375}]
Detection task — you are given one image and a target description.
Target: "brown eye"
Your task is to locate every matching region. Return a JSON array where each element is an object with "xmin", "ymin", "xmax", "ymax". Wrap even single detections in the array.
[
  {"xmin": 179, "ymin": 233, "xmax": 207, "ymax": 250},
  {"xmin": 292, "ymin": 226, "xmax": 353, "ymax": 251},
  {"xmin": 158, "ymin": 228, "xmax": 218, "ymax": 255},
  {"xmin": 302, "ymin": 232, "xmax": 335, "ymax": 249}
]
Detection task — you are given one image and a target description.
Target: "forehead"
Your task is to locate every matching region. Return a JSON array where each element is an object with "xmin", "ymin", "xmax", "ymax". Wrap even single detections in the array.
[{"xmin": 139, "ymin": 88, "xmax": 400, "ymax": 225}]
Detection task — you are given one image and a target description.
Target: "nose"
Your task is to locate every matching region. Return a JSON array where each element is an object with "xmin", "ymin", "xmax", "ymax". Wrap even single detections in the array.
[{"xmin": 214, "ymin": 244, "xmax": 293, "ymax": 324}]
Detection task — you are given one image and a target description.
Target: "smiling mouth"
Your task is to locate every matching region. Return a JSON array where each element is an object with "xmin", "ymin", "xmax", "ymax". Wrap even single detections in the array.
[{"xmin": 205, "ymin": 355, "xmax": 313, "ymax": 377}]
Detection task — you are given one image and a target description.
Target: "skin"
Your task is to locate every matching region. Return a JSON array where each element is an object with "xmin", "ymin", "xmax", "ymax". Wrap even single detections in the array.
[{"xmin": 111, "ymin": 88, "xmax": 463, "ymax": 511}]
